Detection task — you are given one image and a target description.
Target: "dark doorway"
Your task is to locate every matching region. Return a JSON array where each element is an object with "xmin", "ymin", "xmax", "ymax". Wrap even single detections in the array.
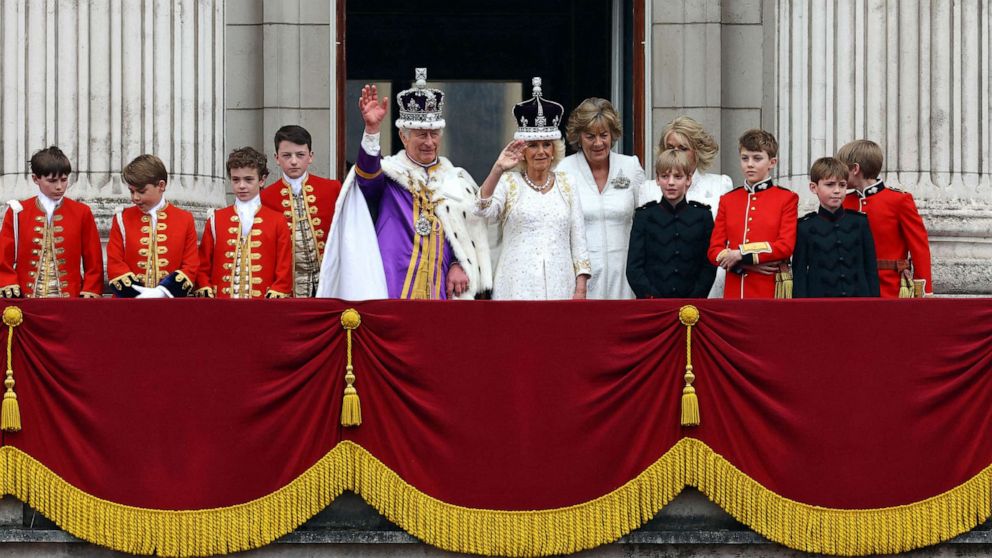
[{"xmin": 344, "ymin": 0, "xmax": 628, "ymax": 182}]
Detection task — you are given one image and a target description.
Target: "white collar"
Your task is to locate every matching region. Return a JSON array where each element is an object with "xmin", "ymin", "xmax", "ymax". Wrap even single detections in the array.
[
  {"xmin": 145, "ymin": 197, "xmax": 167, "ymax": 227},
  {"xmin": 234, "ymin": 195, "xmax": 261, "ymax": 213},
  {"xmin": 38, "ymin": 195, "xmax": 60, "ymax": 221},
  {"xmin": 144, "ymin": 197, "xmax": 167, "ymax": 215},
  {"xmin": 576, "ymin": 151, "xmax": 619, "ymax": 192},
  {"xmin": 234, "ymin": 195, "xmax": 261, "ymax": 235},
  {"xmin": 284, "ymin": 173, "xmax": 307, "ymax": 196}
]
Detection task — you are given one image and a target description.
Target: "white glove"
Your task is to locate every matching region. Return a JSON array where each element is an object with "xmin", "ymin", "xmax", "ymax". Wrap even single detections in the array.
[{"xmin": 134, "ymin": 285, "xmax": 170, "ymax": 299}]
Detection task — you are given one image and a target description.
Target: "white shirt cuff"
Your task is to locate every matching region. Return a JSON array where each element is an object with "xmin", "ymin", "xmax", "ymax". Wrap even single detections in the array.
[{"xmin": 361, "ymin": 132, "xmax": 381, "ymax": 156}]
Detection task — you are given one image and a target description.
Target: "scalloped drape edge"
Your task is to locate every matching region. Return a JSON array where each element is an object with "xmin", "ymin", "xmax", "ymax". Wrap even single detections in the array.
[{"xmin": 0, "ymin": 439, "xmax": 988, "ymax": 557}]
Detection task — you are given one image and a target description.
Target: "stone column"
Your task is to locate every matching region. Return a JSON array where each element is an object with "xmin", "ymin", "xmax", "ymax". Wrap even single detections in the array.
[
  {"xmin": 226, "ymin": 0, "xmax": 334, "ymax": 179},
  {"xmin": 0, "ymin": 0, "xmax": 227, "ymax": 236},
  {"xmin": 772, "ymin": 0, "xmax": 992, "ymax": 295}
]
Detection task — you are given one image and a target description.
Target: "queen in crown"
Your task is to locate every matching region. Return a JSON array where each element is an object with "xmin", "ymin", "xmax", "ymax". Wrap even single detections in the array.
[{"xmin": 474, "ymin": 78, "xmax": 591, "ymax": 300}]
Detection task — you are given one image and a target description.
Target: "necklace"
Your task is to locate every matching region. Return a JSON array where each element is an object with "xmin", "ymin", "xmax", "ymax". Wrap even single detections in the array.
[{"xmin": 523, "ymin": 172, "xmax": 553, "ymax": 192}]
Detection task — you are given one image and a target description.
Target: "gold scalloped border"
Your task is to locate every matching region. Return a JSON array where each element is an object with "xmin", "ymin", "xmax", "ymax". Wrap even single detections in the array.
[{"xmin": 0, "ymin": 440, "xmax": 989, "ymax": 557}]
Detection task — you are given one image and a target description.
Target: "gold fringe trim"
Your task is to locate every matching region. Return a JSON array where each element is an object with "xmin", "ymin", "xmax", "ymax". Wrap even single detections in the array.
[
  {"xmin": 0, "ymin": 446, "xmax": 346, "ymax": 557},
  {"xmin": 1, "ymin": 439, "xmax": 991, "ymax": 556},
  {"xmin": 0, "ymin": 442, "xmax": 684, "ymax": 557},
  {"xmin": 683, "ymin": 438, "xmax": 992, "ymax": 555},
  {"xmin": 345, "ymin": 441, "xmax": 684, "ymax": 557}
]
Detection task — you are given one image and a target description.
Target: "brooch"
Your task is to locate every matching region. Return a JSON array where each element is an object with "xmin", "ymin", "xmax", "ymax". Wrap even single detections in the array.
[{"xmin": 610, "ymin": 171, "xmax": 630, "ymax": 190}]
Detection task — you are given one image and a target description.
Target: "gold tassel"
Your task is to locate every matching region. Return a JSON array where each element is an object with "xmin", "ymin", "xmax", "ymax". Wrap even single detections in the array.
[
  {"xmin": 678, "ymin": 305, "xmax": 700, "ymax": 427},
  {"xmin": 899, "ymin": 275, "xmax": 913, "ymax": 298},
  {"xmin": 2, "ymin": 306, "xmax": 23, "ymax": 432},
  {"xmin": 779, "ymin": 270, "xmax": 793, "ymax": 299},
  {"xmin": 340, "ymin": 309, "xmax": 362, "ymax": 427}
]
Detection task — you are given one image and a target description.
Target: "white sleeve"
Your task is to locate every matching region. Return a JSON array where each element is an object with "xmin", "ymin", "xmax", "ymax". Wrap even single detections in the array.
[
  {"xmin": 568, "ymin": 179, "xmax": 592, "ymax": 277},
  {"xmin": 474, "ymin": 172, "xmax": 510, "ymax": 222}
]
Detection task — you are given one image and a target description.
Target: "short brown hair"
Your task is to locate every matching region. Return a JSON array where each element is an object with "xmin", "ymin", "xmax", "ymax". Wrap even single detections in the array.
[
  {"xmin": 30, "ymin": 146, "xmax": 72, "ymax": 177},
  {"xmin": 565, "ymin": 98, "xmax": 623, "ymax": 151},
  {"xmin": 226, "ymin": 147, "xmax": 269, "ymax": 179},
  {"xmin": 122, "ymin": 154, "xmax": 168, "ymax": 188},
  {"xmin": 836, "ymin": 139, "xmax": 883, "ymax": 180},
  {"xmin": 738, "ymin": 129, "xmax": 779, "ymax": 159},
  {"xmin": 660, "ymin": 116, "xmax": 719, "ymax": 172},
  {"xmin": 655, "ymin": 148, "xmax": 696, "ymax": 177},
  {"xmin": 809, "ymin": 157, "xmax": 849, "ymax": 183}
]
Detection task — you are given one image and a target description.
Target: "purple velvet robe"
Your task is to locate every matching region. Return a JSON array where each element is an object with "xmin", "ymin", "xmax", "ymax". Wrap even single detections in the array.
[{"xmin": 356, "ymin": 147, "xmax": 454, "ymax": 299}]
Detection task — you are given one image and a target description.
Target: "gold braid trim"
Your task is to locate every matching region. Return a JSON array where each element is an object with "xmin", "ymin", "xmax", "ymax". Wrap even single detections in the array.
[
  {"xmin": 173, "ymin": 272, "xmax": 194, "ymax": 294},
  {"xmin": 354, "ymin": 166, "xmax": 383, "ymax": 180},
  {"xmin": 1, "ymin": 439, "xmax": 990, "ymax": 556},
  {"xmin": 110, "ymin": 272, "xmax": 140, "ymax": 290}
]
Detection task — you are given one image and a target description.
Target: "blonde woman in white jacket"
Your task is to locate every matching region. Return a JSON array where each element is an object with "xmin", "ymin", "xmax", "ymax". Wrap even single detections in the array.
[{"xmin": 557, "ymin": 98, "xmax": 646, "ymax": 299}]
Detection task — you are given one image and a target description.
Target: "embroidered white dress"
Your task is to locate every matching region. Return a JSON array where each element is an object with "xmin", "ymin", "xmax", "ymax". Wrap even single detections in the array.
[
  {"xmin": 557, "ymin": 151, "xmax": 646, "ymax": 300},
  {"xmin": 475, "ymin": 171, "xmax": 591, "ymax": 300},
  {"xmin": 640, "ymin": 170, "xmax": 733, "ymax": 298}
]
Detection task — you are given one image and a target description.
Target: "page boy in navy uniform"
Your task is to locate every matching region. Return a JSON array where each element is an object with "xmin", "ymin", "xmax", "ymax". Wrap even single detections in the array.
[
  {"xmin": 626, "ymin": 149, "xmax": 716, "ymax": 299},
  {"xmin": 793, "ymin": 157, "xmax": 879, "ymax": 298}
]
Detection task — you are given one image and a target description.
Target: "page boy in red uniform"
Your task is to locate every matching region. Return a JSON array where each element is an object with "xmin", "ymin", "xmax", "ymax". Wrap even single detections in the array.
[
  {"xmin": 107, "ymin": 154, "xmax": 198, "ymax": 298},
  {"xmin": 0, "ymin": 146, "xmax": 103, "ymax": 298},
  {"xmin": 837, "ymin": 139, "xmax": 933, "ymax": 297},
  {"xmin": 708, "ymin": 130, "xmax": 798, "ymax": 299},
  {"xmin": 197, "ymin": 147, "xmax": 292, "ymax": 299},
  {"xmin": 260, "ymin": 125, "xmax": 341, "ymax": 297}
]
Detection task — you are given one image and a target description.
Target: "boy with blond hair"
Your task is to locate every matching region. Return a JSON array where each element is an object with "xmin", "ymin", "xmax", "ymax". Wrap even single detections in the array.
[
  {"xmin": 837, "ymin": 139, "xmax": 932, "ymax": 297},
  {"xmin": 107, "ymin": 154, "xmax": 198, "ymax": 298},
  {"xmin": 627, "ymin": 149, "xmax": 716, "ymax": 298},
  {"xmin": 707, "ymin": 130, "xmax": 798, "ymax": 299},
  {"xmin": 793, "ymin": 157, "xmax": 879, "ymax": 298}
]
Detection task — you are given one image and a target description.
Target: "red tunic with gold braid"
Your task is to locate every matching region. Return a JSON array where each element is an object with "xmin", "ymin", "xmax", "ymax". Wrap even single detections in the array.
[
  {"xmin": 260, "ymin": 173, "xmax": 341, "ymax": 297},
  {"xmin": 0, "ymin": 196, "xmax": 103, "ymax": 298},
  {"xmin": 707, "ymin": 180, "xmax": 799, "ymax": 299},
  {"xmin": 195, "ymin": 204, "xmax": 293, "ymax": 299},
  {"xmin": 106, "ymin": 203, "xmax": 199, "ymax": 297},
  {"xmin": 843, "ymin": 181, "xmax": 933, "ymax": 297}
]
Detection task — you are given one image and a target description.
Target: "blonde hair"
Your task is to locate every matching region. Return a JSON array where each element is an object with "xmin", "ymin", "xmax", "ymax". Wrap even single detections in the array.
[
  {"xmin": 659, "ymin": 116, "xmax": 719, "ymax": 172},
  {"xmin": 512, "ymin": 139, "xmax": 566, "ymax": 174},
  {"xmin": 655, "ymin": 149, "xmax": 696, "ymax": 177},
  {"xmin": 836, "ymin": 139, "xmax": 883, "ymax": 180},
  {"xmin": 565, "ymin": 98, "xmax": 623, "ymax": 151},
  {"xmin": 809, "ymin": 157, "xmax": 849, "ymax": 183}
]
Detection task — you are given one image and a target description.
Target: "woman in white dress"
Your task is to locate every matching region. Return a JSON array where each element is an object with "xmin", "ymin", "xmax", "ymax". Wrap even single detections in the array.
[
  {"xmin": 557, "ymin": 98, "xmax": 646, "ymax": 299},
  {"xmin": 647, "ymin": 116, "xmax": 733, "ymax": 298},
  {"xmin": 475, "ymin": 79, "xmax": 591, "ymax": 300}
]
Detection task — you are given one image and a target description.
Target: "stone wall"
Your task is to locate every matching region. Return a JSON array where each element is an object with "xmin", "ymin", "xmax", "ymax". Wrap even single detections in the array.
[
  {"xmin": 225, "ymin": 0, "xmax": 335, "ymax": 181},
  {"xmin": 0, "ymin": 0, "xmax": 227, "ymax": 234},
  {"xmin": 649, "ymin": 0, "xmax": 992, "ymax": 294}
]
